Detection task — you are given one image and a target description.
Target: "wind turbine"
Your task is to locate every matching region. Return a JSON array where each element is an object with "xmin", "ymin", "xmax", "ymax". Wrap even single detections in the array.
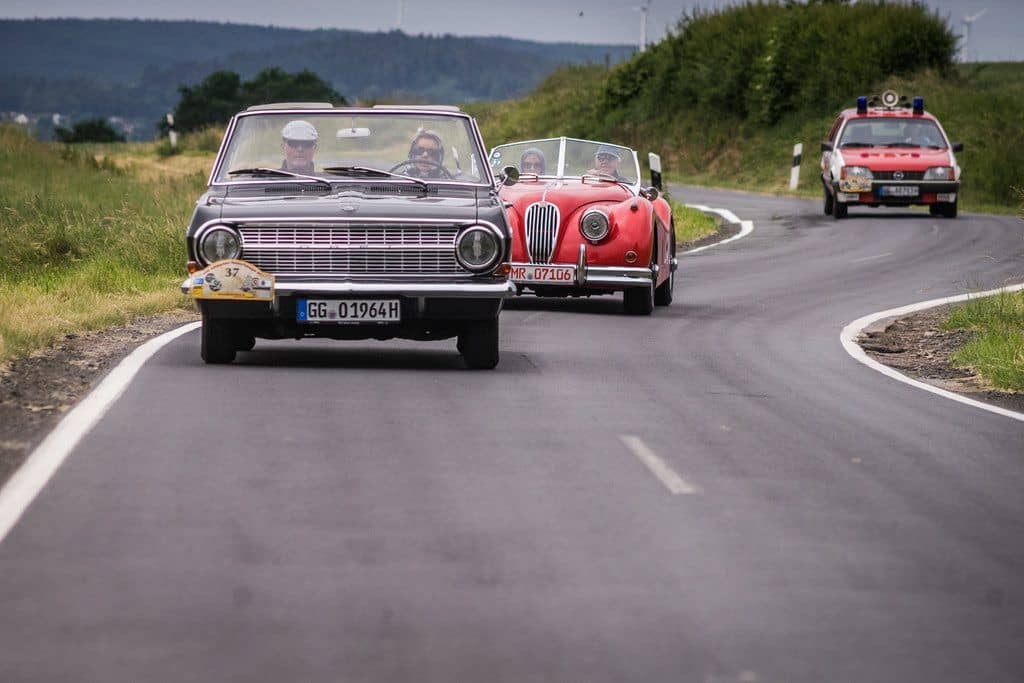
[
  {"xmin": 961, "ymin": 8, "xmax": 988, "ymax": 62},
  {"xmin": 634, "ymin": 0, "xmax": 652, "ymax": 52}
]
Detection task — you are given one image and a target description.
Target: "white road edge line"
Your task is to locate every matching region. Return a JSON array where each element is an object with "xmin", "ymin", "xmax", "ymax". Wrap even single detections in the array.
[
  {"xmin": 0, "ymin": 321, "xmax": 201, "ymax": 544},
  {"xmin": 619, "ymin": 435, "xmax": 700, "ymax": 495},
  {"xmin": 682, "ymin": 204, "xmax": 754, "ymax": 255},
  {"xmin": 850, "ymin": 252, "xmax": 893, "ymax": 263},
  {"xmin": 840, "ymin": 284, "xmax": 1024, "ymax": 423}
]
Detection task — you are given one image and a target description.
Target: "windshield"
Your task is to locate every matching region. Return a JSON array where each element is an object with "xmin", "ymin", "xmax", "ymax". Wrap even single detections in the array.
[
  {"xmin": 839, "ymin": 118, "xmax": 947, "ymax": 148},
  {"xmin": 214, "ymin": 111, "xmax": 488, "ymax": 184},
  {"xmin": 489, "ymin": 137, "xmax": 640, "ymax": 184}
]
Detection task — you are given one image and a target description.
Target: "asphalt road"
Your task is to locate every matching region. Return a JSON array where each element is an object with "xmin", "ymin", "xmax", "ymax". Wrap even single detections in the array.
[{"xmin": 2, "ymin": 188, "xmax": 1023, "ymax": 682}]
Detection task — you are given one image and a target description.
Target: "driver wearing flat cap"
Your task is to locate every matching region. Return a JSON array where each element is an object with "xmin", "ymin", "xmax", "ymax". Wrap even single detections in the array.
[
  {"xmin": 280, "ymin": 120, "xmax": 318, "ymax": 174},
  {"xmin": 588, "ymin": 144, "xmax": 627, "ymax": 181}
]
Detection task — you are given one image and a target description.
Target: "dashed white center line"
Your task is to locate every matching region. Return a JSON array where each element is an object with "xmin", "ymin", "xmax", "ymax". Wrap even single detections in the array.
[
  {"xmin": 850, "ymin": 252, "xmax": 892, "ymax": 263},
  {"xmin": 619, "ymin": 435, "xmax": 699, "ymax": 495}
]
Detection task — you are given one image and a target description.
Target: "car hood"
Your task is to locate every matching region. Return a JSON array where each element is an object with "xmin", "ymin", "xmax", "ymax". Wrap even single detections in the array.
[
  {"xmin": 216, "ymin": 186, "xmax": 484, "ymax": 223},
  {"xmin": 499, "ymin": 178, "xmax": 634, "ymax": 215},
  {"xmin": 839, "ymin": 147, "xmax": 952, "ymax": 171}
]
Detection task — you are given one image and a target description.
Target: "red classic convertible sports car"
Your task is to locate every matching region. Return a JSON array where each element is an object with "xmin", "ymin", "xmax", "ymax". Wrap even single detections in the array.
[{"xmin": 489, "ymin": 137, "xmax": 676, "ymax": 314}]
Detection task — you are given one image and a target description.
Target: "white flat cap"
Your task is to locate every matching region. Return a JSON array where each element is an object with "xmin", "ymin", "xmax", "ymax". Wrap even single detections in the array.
[{"xmin": 281, "ymin": 120, "xmax": 319, "ymax": 141}]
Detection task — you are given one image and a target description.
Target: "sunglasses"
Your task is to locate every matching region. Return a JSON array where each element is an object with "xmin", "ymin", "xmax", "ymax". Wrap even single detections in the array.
[
  {"xmin": 412, "ymin": 145, "xmax": 442, "ymax": 160},
  {"xmin": 285, "ymin": 140, "xmax": 316, "ymax": 150},
  {"xmin": 521, "ymin": 162, "xmax": 544, "ymax": 171},
  {"xmin": 596, "ymin": 153, "xmax": 619, "ymax": 162}
]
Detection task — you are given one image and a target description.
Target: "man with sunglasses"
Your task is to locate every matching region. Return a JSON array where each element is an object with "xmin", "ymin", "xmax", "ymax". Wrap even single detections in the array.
[
  {"xmin": 280, "ymin": 120, "xmax": 318, "ymax": 174},
  {"xmin": 519, "ymin": 147, "xmax": 546, "ymax": 175},
  {"xmin": 588, "ymin": 144, "xmax": 627, "ymax": 181},
  {"xmin": 405, "ymin": 130, "xmax": 447, "ymax": 179}
]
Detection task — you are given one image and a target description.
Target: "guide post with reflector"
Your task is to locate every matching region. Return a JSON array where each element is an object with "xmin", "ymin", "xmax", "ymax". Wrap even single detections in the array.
[{"xmin": 789, "ymin": 143, "xmax": 802, "ymax": 191}]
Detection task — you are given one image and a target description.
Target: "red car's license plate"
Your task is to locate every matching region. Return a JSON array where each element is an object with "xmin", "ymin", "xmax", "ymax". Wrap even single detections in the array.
[{"xmin": 510, "ymin": 264, "xmax": 576, "ymax": 284}]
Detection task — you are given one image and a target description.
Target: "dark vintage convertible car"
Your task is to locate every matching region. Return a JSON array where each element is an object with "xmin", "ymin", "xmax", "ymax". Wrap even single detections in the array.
[{"xmin": 182, "ymin": 103, "xmax": 518, "ymax": 368}]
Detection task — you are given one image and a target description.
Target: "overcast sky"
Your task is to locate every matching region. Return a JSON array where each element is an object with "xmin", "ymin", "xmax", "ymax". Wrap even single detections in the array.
[{"xmin": 1, "ymin": 0, "xmax": 1019, "ymax": 61}]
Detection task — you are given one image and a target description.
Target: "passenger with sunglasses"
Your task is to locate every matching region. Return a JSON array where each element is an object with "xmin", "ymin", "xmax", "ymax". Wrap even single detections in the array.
[
  {"xmin": 405, "ymin": 130, "xmax": 448, "ymax": 179},
  {"xmin": 587, "ymin": 144, "xmax": 627, "ymax": 181},
  {"xmin": 519, "ymin": 148, "xmax": 546, "ymax": 175},
  {"xmin": 280, "ymin": 120, "xmax": 319, "ymax": 174}
]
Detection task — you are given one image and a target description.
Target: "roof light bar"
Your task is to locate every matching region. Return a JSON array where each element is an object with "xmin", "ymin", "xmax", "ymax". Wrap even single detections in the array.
[
  {"xmin": 856, "ymin": 96, "xmax": 868, "ymax": 114},
  {"xmin": 912, "ymin": 97, "xmax": 924, "ymax": 114}
]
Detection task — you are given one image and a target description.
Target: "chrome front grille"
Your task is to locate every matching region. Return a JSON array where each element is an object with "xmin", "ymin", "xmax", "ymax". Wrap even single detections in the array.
[
  {"xmin": 524, "ymin": 202, "xmax": 560, "ymax": 263},
  {"xmin": 238, "ymin": 224, "xmax": 463, "ymax": 276}
]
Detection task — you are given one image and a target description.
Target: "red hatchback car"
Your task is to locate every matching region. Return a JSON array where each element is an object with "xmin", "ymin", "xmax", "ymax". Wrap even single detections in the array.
[
  {"xmin": 490, "ymin": 137, "xmax": 676, "ymax": 315},
  {"xmin": 820, "ymin": 91, "xmax": 963, "ymax": 219}
]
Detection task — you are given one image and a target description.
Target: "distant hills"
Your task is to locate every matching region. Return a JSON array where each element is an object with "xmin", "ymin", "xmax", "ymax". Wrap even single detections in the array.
[{"xmin": 0, "ymin": 19, "xmax": 632, "ymax": 139}]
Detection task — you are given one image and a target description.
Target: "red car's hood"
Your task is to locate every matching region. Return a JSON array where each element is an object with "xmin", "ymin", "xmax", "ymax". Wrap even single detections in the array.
[
  {"xmin": 499, "ymin": 178, "xmax": 633, "ymax": 211},
  {"xmin": 839, "ymin": 147, "xmax": 952, "ymax": 171}
]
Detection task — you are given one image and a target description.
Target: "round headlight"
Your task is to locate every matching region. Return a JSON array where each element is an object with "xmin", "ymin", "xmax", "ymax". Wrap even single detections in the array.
[
  {"xmin": 455, "ymin": 225, "xmax": 502, "ymax": 273},
  {"xmin": 580, "ymin": 209, "xmax": 610, "ymax": 242},
  {"xmin": 198, "ymin": 226, "xmax": 241, "ymax": 264}
]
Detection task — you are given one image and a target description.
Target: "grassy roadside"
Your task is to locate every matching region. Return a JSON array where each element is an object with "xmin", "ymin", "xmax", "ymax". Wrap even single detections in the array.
[
  {"xmin": 668, "ymin": 200, "xmax": 719, "ymax": 246},
  {"xmin": 943, "ymin": 290, "xmax": 1024, "ymax": 391},
  {"xmin": 0, "ymin": 125, "xmax": 207, "ymax": 361}
]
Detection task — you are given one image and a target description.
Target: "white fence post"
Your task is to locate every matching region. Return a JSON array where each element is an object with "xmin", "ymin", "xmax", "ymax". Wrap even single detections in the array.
[
  {"xmin": 789, "ymin": 142, "xmax": 802, "ymax": 191},
  {"xmin": 166, "ymin": 113, "xmax": 178, "ymax": 148}
]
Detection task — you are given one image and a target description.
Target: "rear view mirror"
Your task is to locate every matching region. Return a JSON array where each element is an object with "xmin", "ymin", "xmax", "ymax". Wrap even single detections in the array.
[
  {"xmin": 499, "ymin": 165, "xmax": 519, "ymax": 187},
  {"xmin": 952, "ymin": 141, "xmax": 964, "ymax": 153},
  {"xmin": 641, "ymin": 186, "xmax": 659, "ymax": 201},
  {"xmin": 821, "ymin": 141, "xmax": 834, "ymax": 152},
  {"xmin": 336, "ymin": 127, "xmax": 371, "ymax": 139}
]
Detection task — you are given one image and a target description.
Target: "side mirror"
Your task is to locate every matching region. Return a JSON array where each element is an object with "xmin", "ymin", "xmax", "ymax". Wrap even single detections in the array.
[
  {"xmin": 647, "ymin": 152, "xmax": 663, "ymax": 191},
  {"xmin": 821, "ymin": 141, "xmax": 834, "ymax": 152},
  {"xmin": 952, "ymin": 141, "xmax": 964, "ymax": 153},
  {"xmin": 499, "ymin": 165, "xmax": 519, "ymax": 187},
  {"xmin": 641, "ymin": 186, "xmax": 659, "ymax": 201}
]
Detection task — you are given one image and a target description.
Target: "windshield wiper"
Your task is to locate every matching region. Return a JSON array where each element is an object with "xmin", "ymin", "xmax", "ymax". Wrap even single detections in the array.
[
  {"xmin": 881, "ymin": 142, "xmax": 921, "ymax": 148},
  {"xmin": 226, "ymin": 167, "xmax": 332, "ymax": 188},
  {"xmin": 839, "ymin": 142, "xmax": 873, "ymax": 148},
  {"xmin": 321, "ymin": 166, "xmax": 428, "ymax": 191}
]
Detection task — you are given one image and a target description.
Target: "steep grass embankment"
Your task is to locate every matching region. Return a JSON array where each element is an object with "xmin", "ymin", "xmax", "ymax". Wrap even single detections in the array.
[
  {"xmin": 469, "ymin": 2, "xmax": 1022, "ymax": 212},
  {"xmin": 0, "ymin": 125, "xmax": 204, "ymax": 360}
]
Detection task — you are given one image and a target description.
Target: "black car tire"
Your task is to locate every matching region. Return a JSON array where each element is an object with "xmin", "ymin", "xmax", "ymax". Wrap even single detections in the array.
[
  {"xmin": 201, "ymin": 316, "xmax": 236, "ymax": 364},
  {"xmin": 833, "ymin": 200, "xmax": 848, "ymax": 220},
  {"xmin": 459, "ymin": 318, "xmax": 499, "ymax": 369},
  {"xmin": 929, "ymin": 204, "xmax": 942, "ymax": 216},
  {"xmin": 624, "ymin": 283, "xmax": 655, "ymax": 315},
  {"xmin": 823, "ymin": 186, "xmax": 834, "ymax": 216},
  {"xmin": 235, "ymin": 331, "xmax": 256, "ymax": 352},
  {"xmin": 654, "ymin": 232, "xmax": 675, "ymax": 307},
  {"xmin": 941, "ymin": 200, "xmax": 958, "ymax": 218}
]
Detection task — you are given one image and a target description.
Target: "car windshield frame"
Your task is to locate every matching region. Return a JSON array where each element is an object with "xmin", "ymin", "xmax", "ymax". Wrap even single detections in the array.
[
  {"xmin": 488, "ymin": 136, "xmax": 642, "ymax": 189},
  {"xmin": 208, "ymin": 107, "xmax": 496, "ymax": 189},
  {"xmin": 837, "ymin": 116, "xmax": 949, "ymax": 150}
]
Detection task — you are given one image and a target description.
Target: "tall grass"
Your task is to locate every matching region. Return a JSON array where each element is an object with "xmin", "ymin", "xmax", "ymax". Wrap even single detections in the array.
[
  {"xmin": 943, "ymin": 290, "xmax": 1024, "ymax": 391},
  {"xmin": 0, "ymin": 125, "xmax": 205, "ymax": 360}
]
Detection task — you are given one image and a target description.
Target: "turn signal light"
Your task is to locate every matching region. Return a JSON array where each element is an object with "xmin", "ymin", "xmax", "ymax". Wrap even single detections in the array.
[
  {"xmin": 493, "ymin": 263, "xmax": 511, "ymax": 276},
  {"xmin": 187, "ymin": 260, "xmax": 200, "ymax": 273}
]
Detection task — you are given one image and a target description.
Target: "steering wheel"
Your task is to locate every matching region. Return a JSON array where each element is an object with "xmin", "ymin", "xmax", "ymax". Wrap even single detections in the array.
[{"xmin": 389, "ymin": 158, "xmax": 453, "ymax": 179}]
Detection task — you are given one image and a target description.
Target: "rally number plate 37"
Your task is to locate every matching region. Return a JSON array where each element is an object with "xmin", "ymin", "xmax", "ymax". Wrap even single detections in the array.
[{"xmin": 297, "ymin": 299, "xmax": 401, "ymax": 323}]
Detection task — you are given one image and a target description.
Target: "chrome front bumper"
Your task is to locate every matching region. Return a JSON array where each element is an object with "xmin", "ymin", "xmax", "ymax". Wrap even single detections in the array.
[
  {"xmin": 182, "ymin": 277, "xmax": 516, "ymax": 299},
  {"xmin": 511, "ymin": 244, "xmax": 677, "ymax": 288}
]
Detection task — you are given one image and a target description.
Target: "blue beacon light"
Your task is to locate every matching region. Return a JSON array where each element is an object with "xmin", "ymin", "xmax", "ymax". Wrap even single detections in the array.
[
  {"xmin": 912, "ymin": 96, "xmax": 924, "ymax": 114},
  {"xmin": 856, "ymin": 96, "xmax": 868, "ymax": 114}
]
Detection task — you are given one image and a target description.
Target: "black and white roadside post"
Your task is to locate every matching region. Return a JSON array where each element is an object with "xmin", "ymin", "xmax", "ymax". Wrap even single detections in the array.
[
  {"xmin": 648, "ymin": 152, "xmax": 663, "ymax": 191},
  {"xmin": 789, "ymin": 142, "xmax": 802, "ymax": 191},
  {"xmin": 166, "ymin": 113, "xmax": 178, "ymax": 149}
]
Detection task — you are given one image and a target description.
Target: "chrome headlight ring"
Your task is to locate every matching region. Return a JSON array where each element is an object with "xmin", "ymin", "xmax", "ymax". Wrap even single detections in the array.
[
  {"xmin": 195, "ymin": 224, "xmax": 242, "ymax": 265},
  {"xmin": 455, "ymin": 224, "xmax": 503, "ymax": 273},
  {"xmin": 579, "ymin": 209, "xmax": 610, "ymax": 242}
]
